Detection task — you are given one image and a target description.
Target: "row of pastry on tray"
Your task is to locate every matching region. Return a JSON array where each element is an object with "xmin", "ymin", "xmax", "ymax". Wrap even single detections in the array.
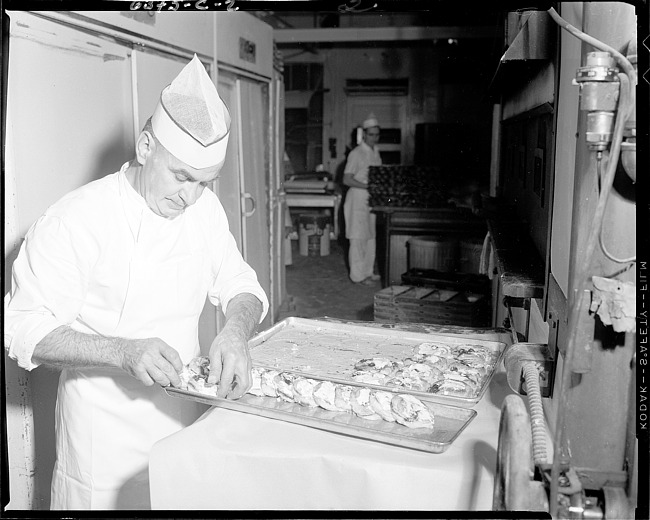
[{"xmin": 180, "ymin": 358, "xmax": 435, "ymax": 429}]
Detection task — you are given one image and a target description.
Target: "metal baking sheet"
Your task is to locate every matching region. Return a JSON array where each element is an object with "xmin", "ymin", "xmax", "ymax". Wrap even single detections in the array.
[
  {"xmin": 166, "ymin": 387, "xmax": 477, "ymax": 454},
  {"xmin": 248, "ymin": 317, "xmax": 507, "ymax": 407}
]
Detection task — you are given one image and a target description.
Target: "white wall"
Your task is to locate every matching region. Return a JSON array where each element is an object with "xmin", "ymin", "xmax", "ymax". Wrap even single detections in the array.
[{"xmin": 4, "ymin": 113, "xmax": 36, "ymax": 510}]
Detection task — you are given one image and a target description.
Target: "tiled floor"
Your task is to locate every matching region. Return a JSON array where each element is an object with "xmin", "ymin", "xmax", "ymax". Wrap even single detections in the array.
[{"xmin": 277, "ymin": 238, "xmax": 379, "ymax": 322}]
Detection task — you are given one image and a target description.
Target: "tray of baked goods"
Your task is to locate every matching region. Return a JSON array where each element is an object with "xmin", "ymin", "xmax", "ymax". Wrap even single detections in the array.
[
  {"xmin": 166, "ymin": 383, "xmax": 476, "ymax": 454},
  {"xmin": 166, "ymin": 317, "xmax": 505, "ymax": 453},
  {"xmin": 245, "ymin": 317, "xmax": 506, "ymax": 408}
]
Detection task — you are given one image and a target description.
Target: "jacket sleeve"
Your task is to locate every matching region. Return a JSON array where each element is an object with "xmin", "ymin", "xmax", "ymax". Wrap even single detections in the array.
[
  {"xmin": 343, "ymin": 148, "xmax": 362, "ymax": 177},
  {"xmin": 205, "ymin": 202, "xmax": 269, "ymax": 323},
  {"xmin": 4, "ymin": 215, "xmax": 95, "ymax": 370}
]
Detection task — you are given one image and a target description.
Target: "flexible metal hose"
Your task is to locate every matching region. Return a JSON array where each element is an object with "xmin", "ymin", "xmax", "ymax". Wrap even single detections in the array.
[{"xmin": 522, "ymin": 362, "xmax": 547, "ymax": 466}]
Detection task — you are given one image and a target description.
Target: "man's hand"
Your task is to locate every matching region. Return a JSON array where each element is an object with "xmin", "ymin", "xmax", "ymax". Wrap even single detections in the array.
[
  {"xmin": 206, "ymin": 293, "xmax": 263, "ymax": 399},
  {"xmin": 120, "ymin": 337, "xmax": 183, "ymax": 388},
  {"xmin": 207, "ymin": 328, "xmax": 251, "ymax": 399},
  {"xmin": 32, "ymin": 325, "xmax": 184, "ymax": 388}
]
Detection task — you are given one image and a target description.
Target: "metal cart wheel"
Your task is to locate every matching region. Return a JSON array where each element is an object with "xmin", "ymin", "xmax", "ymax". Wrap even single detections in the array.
[
  {"xmin": 493, "ymin": 394, "xmax": 548, "ymax": 511},
  {"xmin": 603, "ymin": 486, "xmax": 632, "ymax": 519}
]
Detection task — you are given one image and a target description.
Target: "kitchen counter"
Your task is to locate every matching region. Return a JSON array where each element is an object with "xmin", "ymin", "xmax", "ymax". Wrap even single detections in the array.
[{"xmin": 149, "ymin": 322, "xmax": 514, "ymax": 510}]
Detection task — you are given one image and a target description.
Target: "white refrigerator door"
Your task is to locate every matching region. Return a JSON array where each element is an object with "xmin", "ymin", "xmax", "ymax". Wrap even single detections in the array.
[
  {"xmin": 237, "ymin": 77, "xmax": 272, "ymax": 331},
  {"xmin": 216, "ymin": 72, "xmax": 244, "ymax": 250}
]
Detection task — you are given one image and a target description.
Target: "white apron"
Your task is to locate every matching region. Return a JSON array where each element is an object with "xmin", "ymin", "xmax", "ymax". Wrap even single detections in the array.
[
  {"xmin": 343, "ymin": 142, "xmax": 381, "ymax": 240},
  {"xmin": 50, "ymin": 191, "xmax": 209, "ymax": 510},
  {"xmin": 343, "ymin": 187, "xmax": 376, "ymax": 240}
]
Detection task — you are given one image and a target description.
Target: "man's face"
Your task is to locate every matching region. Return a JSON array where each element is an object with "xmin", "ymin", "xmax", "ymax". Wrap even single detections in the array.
[
  {"xmin": 140, "ymin": 136, "xmax": 223, "ymax": 219},
  {"xmin": 364, "ymin": 127, "xmax": 380, "ymax": 147}
]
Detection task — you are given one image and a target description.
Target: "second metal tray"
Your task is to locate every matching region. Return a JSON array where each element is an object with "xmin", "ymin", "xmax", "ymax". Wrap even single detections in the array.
[{"xmin": 248, "ymin": 317, "xmax": 506, "ymax": 407}]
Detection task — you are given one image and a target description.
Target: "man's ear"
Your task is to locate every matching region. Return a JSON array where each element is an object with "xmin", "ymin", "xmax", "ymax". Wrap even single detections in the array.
[{"xmin": 135, "ymin": 131, "xmax": 155, "ymax": 165}]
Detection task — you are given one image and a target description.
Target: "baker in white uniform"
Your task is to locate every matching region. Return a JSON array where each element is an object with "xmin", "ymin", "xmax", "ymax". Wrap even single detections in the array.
[
  {"xmin": 343, "ymin": 114, "xmax": 383, "ymax": 284},
  {"xmin": 4, "ymin": 55, "xmax": 269, "ymax": 510}
]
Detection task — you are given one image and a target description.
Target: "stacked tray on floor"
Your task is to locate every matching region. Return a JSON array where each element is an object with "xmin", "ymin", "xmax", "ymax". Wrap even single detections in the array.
[{"xmin": 374, "ymin": 285, "xmax": 491, "ymax": 327}]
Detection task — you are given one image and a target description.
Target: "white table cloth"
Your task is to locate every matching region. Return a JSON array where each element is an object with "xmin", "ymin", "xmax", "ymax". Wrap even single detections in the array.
[{"xmin": 150, "ymin": 364, "xmax": 513, "ymax": 510}]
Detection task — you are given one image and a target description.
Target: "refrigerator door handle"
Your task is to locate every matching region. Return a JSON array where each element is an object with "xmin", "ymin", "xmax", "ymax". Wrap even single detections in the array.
[{"xmin": 242, "ymin": 192, "xmax": 256, "ymax": 217}]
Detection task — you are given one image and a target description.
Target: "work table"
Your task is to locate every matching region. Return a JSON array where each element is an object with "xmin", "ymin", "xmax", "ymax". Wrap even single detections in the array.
[{"xmin": 372, "ymin": 206, "xmax": 487, "ymax": 287}]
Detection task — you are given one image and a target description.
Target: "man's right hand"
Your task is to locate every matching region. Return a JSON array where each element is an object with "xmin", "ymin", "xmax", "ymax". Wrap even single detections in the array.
[
  {"xmin": 32, "ymin": 326, "xmax": 184, "ymax": 388},
  {"xmin": 120, "ymin": 337, "xmax": 183, "ymax": 388}
]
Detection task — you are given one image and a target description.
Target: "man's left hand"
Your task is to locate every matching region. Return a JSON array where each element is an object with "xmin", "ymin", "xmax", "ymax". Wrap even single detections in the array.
[
  {"xmin": 207, "ymin": 328, "xmax": 252, "ymax": 399},
  {"xmin": 206, "ymin": 293, "xmax": 263, "ymax": 399}
]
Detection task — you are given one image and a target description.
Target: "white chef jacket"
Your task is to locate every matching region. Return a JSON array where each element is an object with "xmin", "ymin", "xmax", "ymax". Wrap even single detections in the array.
[
  {"xmin": 343, "ymin": 142, "xmax": 382, "ymax": 239},
  {"xmin": 4, "ymin": 163, "xmax": 269, "ymax": 509}
]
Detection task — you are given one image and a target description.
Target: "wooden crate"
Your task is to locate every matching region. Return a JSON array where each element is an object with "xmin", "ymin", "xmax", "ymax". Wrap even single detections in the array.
[{"xmin": 374, "ymin": 285, "xmax": 490, "ymax": 327}]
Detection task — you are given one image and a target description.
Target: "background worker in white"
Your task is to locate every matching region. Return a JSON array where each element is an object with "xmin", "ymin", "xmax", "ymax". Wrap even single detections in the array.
[
  {"xmin": 343, "ymin": 115, "xmax": 382, "ymax": 284},
  {"xmin": 4, "ymin": 55, "xmax": 268, "ymax": 510}
]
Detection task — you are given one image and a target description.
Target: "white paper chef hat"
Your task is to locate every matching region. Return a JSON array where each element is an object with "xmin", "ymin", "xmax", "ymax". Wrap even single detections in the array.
[
  {"xmin": 362, "ymin": 113, "xmax": 380, "ymax": 130},
  {"xmin": 151, "ymin": 54, "xmax": 231, "ymax": 169}
]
